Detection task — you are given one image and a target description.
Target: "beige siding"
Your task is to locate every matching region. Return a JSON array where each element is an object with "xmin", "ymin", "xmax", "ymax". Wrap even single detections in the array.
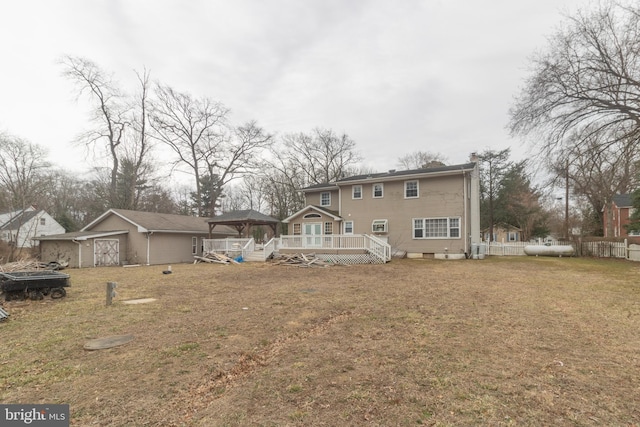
[
  {"xmin": 304, "ymin": 189, "xmax": 339, "ymax": 211},
  {"xmin": 340, "ymin": 174, "xmax": 470, "ymax": 255},
  {"xmin": 287, "ymin": 210, "xmax": 341, "ymax": 237},
  {"xmin": 40, "ymin": 241, "xmax": 80, "ymax": 268},
  {"xmin": 147, "ymin": 233, "xmax": 209, "ymax": 265},
  {"xmin": 88, "ymin": 214, "xmax": 146, "ymax": 264}
]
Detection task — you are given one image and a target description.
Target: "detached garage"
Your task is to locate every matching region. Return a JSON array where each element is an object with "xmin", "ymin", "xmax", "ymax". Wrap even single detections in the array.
[
  {"xmin": 36, "ymin": 230, "xmax": 128, "ymax": 268},
  {"xmin": 35, "ymin": 209, "xmax": 235, "ymax": 267}
]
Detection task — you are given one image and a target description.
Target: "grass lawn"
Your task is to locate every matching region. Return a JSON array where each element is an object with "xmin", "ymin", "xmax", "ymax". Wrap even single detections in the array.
[{"xmin": 1, "ymin": 257, "xmax": 639, "ymax": 426}]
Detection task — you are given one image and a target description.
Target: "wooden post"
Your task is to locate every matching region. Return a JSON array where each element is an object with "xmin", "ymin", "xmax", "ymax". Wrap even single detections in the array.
[{"xmin": 106, "ymin": 282, "xmax": 117, "ymax": 306}]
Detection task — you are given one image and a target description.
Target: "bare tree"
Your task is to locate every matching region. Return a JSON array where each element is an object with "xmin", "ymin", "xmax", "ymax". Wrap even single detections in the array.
[
  {"xmin": 548, "ymin": 133, "xmax": 639, "ymax": 236},
  {"xmin": 150, "ymin": 84, "xmax": 228, "ymax": 216},
  {"xmin": 280, "ymin": 128, "xmax": 361, "ymax": 185},
  {"xmin": 0, "ymin": 134, "xmax": 51, "ymax": 260},
  {"xmin": 119, "ymin": 68, "xmax": 154, "ymax": 210},
  {"xmin": 201, "ymin": 121, "xmax": 273, "ymax": 215},
  {"xmin": 397, "ymin": 151, "xmax": 447, "ymax": 169},
  {"xmin": 509, "ymin": 1, "xmax": 640, "ymax": 157},
  {"xmin": 61, "ymin": 56, "xmax": 128, "ymax": 205},
  {"xmin": 0, "ymin": 134, "xmax": 50, "ymax": 210}
]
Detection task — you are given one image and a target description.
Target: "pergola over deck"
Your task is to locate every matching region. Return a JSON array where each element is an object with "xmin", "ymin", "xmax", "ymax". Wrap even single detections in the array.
[{"xmin": 206, "ymin": 209, "xmax": 280, "ymax": 239}]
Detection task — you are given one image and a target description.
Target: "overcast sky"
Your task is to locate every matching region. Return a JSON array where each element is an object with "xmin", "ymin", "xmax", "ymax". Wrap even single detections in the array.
[{"xmin": 0, "ymin": 0, "xmax": 590, "ymax": 178}]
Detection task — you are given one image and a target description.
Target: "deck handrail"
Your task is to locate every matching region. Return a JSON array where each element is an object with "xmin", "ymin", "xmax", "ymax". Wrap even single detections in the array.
[
  {"xmin": 241, "ymin": 238, "xmax": 255, "ymax": 260},
  {"xmin": 364, "ymin": 234, "xmax": 392, "ymax": 262},
  {"xmin": 263, "ymin": 237, "xmax": 277, "ymax": 260}
]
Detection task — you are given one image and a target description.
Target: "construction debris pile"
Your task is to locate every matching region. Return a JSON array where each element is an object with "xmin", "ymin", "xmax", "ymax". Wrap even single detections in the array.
[
  {"xmin": 270, "ymin": 253, "xmax": 345, "ymax": 267},
  {"xmin": 0, "ymin": 259, "xmax": 67, "ymax": 273},
  {"xmin": 193, "ymin": 252, "xmax": 241, "ymax": 265}
]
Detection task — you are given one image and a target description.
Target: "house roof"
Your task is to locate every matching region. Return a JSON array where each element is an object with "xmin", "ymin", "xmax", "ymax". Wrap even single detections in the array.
[
  {"xmin": 481, "ymin": 223, "xmax": 522, "ymax": 232},
  {"xmin": 300, "ymin": 162, "xmax": 477, "ymax": 191},
  {"xmin": 282, "ymin": 205, "xmax": 342, "ymax": 223},
  {"xmin": 613, "ymin": 194, "xmax": 633, "ymax": 208},
  {"xmin": 206, "ymin": 209, "xmax": 279, "ymax": 224},
  {"xmin": 336, "ymin": 162, "xmax": 477, "ymax": 184},
  {"xmin": 0, "ymin": 209, "xmax": 40, "ymax": 230},
  {"xmin": 83, "ymin": 209, "xmax": 235, "ymax": 235},
  {"xmin": 33, "ymin": 230, "xmax": 129, "ymax": 241}
]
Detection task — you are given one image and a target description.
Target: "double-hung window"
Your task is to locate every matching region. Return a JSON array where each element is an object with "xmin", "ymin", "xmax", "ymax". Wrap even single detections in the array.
[
  {"xmin": 413, "ymin": 217, "xmax": 460, "ymax": 239},
  {"xmin": 344, "ymin": 221, "xmax": 354, "ymax": 234},
  {"xmin": 373, "ymin": 183, "xmax": 383, "ymax": 198},
  {"xmin": 320, "ymin": 192, "xmax": 331, "ymax": 206},
  {"xmin": 352, "ymin": 185, "xmax": 362, "ymax": 199},
  {"xmin": 405, "ymin": 180, "xmax": 418, "ymax": 198}
]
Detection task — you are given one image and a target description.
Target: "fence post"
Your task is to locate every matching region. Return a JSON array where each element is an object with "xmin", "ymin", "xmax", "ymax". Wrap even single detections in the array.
[
  {"xmin": 625, "ymin": 238, "xmax": 628, "ymax": 259},
  {"xmin": 106, "ymin": 282, "xmax": 117, "ymax": 306}
]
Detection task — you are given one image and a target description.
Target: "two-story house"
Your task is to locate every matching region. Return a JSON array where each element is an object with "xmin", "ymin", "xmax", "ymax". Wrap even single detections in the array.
[
  {"xmin": 603, "ymin": 194, "xmax": 638, "ymax": 237},
  {"xmin": 282, "ymin": 158, "xmax": 481, "ymax": 260}
]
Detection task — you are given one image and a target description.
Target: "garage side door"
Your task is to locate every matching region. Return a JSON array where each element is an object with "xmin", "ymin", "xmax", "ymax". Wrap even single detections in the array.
[{"xmin": 95, "ymin": 239, "xmax": 119, "ymax": 266}]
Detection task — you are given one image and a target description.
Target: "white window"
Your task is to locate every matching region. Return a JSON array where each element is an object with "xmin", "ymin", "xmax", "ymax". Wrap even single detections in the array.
[
  {"xmin": 192, "ymin": 237, "xmax": 198, "ymax": 254},
  {"xmin": 352, "ymin": 185, "xmax": 362, "ymax": 199},
  {"xmin": 373, "ymin": 183, "xmax": 384, "ymax": 198},
  {"xmin": 413, "ymin": 217, "xmax": 461, "ymax": 239},
  {"xmin": 508, "ymin": 231, "xmax": 518, "ymax": 241},
  {"xmin": 303, "ymin": 213, "xmax": 322, "ymax": 219},
  {"xmin": 405, "ymin": 180, "xmax": 418, "ymax": 198},
  {"xmin": 293, "ymin": 223, "xmax": 301, "ymax": 235},
  {"xmin": 40, "ymin": 218, "xmax": 46, "ymax": 225},
  {"xmin": 320, "ymin": 192, "xmax": 331, "ymax": 206},
  {"xmin": 324, "ymin": 222, "xmax": 333, "ymax": 234},
  {"xmin": 372, "ymin": 219, "xmax": 388, "ymax": 233},
  {"xmin": 344, "ymin": 221, "xmax": 354, "ymax": 234}
]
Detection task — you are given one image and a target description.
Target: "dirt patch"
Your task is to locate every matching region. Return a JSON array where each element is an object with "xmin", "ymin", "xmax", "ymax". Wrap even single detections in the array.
[{"xmin": 1, "ymin": 258, "xmax": 639, "ymax": 426}]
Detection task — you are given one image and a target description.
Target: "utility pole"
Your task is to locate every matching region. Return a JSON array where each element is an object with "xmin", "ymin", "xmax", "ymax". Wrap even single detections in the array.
[{"xmin": 564, "ymin": 159, "xmax": 569, "ymax": 241}]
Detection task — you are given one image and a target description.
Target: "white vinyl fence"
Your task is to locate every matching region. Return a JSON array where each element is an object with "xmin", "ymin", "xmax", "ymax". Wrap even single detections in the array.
[{"xmin": 484, "ymin": 239, "xmax": 628, "ymax": 259}]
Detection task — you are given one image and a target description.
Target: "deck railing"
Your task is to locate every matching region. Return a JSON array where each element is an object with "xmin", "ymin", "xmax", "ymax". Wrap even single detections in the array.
[
  {"xmin": 278, "ymin": 234, "xmax": 391, "ymax": 263},
  {"xmin": 202, "ymin": 238, "xmax": 254, "ymax": 258}
]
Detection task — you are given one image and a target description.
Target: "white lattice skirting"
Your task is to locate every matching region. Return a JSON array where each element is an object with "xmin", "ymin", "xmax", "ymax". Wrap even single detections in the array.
[{"xmin": 315, "ymin": 253, "xmax": 385, "ymax": 264}]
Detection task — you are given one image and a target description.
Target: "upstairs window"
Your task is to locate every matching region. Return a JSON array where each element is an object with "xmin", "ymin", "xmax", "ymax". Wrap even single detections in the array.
[
  {"xmin": 352, "ymin": 185, "xmax": 362, "ymax": 199},
  {"xmin": 373, "ymin": 183, "xmax": 384, "ymax": 198},
  {"xmin": 40, "ymin": 218, "xmax": 46, "ymax": 225},
  {"xmin": 293, "ymin": 224, "xmax": 301, "ymax": 235},
  {"xmin": 405, "ymin": 180, "xmax": 418, "ymax": 198},
  {"xmin": 320, "ymin": 192, "xmax": 331, "ymax": 206}
]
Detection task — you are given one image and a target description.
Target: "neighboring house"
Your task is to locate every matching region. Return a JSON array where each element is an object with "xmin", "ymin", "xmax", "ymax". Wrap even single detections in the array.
[
  {"xmin": 34, "ymin": 209, "xmax": 235, "ymax": 268},
  {"xmin": 0, "ymin": 206, "xmax": 65, "ymax": 248},
  {"xmin": 482, "ymin": 224, "xmax": 522, "ymax": 242},
  {"xmin": 283, "ymin": 158, "xmax": 481, "ymax": 260},
  {"xmin": 603, "ymin": 194, "xmax": 638, "ymax": 237}
]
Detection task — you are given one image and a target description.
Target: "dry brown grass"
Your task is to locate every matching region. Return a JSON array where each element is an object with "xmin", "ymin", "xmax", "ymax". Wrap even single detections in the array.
[{"xmin": 1, "ymin": 257, "xmax": 639, "ymax": 426}]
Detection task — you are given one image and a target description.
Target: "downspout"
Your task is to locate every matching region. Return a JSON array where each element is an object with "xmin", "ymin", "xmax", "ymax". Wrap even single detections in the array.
[
  {"xmin": 72, "ymin": 239, "xmax": 82, "ymax": 268},
  {"xmin": 463, "ymin": 170, "xmax": 468, "ymax": 255},
  {"xmin": 146, "ymin": 231, "xmax": 153, "ymax": 265}
]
